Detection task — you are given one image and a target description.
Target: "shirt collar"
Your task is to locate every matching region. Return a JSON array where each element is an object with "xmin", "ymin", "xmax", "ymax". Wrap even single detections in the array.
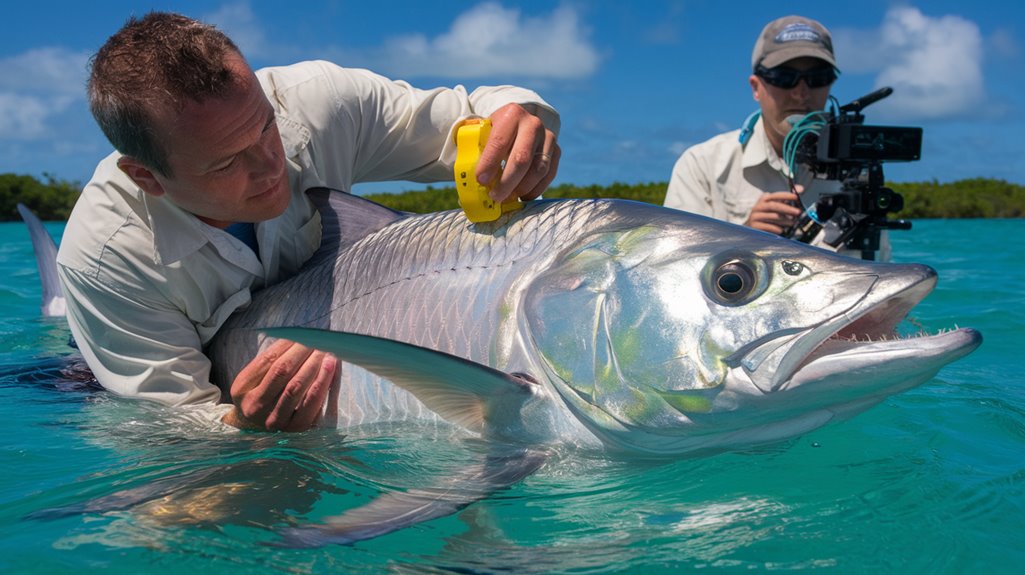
[
  {"xmin": 742, "ymin": 117, "xmax": 790, "ymax": 175},
  {"xmin": 144, "ymin": 192, "xmax": 220, "ymax": 266},
  {"xmin": 144, "ymin": 113, "xmax": 310, "ymax": 267}
]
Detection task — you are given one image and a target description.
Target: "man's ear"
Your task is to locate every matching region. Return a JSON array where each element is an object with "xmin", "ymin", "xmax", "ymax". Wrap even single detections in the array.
[
  {"xmin": 117, "ymin": 156, "xmax": 165, "ymax": 197},
  {"xmin": 749, "ymin": 75, "xmax": 762, "ymax": 103}
]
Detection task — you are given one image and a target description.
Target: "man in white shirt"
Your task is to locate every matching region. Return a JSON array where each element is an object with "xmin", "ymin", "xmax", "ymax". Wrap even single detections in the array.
[
  {"xmin": 57, "ymin": 12, "xmax": 561, "ymax": 432},
  {"xmin": 663, "ymin": 15, "xmax": 889, "ymax": 260}
]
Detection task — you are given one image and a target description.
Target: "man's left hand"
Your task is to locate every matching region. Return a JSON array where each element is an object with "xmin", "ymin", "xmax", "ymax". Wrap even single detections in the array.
[
  {"xmin": 476, "ymin": 103, "xmax": 560, "ymax": 203},
  {"xmin": 745, "ymin": 189, "xmax": 804, "ymax": 235}
]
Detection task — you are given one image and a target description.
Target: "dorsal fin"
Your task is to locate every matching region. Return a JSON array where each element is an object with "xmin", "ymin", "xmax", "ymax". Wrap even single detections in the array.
[
  {"xmin": 17, "ymin": 203, "xmax": 66, "ymax": 317},
  {"xmin": 303, "ymin": 188, "xmax": 406, "ymax": 269}
]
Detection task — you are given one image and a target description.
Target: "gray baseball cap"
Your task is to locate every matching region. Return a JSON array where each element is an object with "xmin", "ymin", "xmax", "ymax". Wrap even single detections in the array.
[{"xmin": 752, "ymin": 15, "xmax": 836, "ymax": 70}]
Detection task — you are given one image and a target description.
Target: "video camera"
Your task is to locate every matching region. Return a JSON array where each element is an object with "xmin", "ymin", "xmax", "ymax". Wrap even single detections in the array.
[{"xmin": 782, "ymin": 87, "xmax": 922, "ymax": 260}]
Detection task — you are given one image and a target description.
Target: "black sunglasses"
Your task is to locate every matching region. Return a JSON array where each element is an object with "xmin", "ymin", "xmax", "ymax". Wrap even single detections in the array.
[{"xmin": 755, "ymin": 64, "xmax": 837, "ymax": 89}]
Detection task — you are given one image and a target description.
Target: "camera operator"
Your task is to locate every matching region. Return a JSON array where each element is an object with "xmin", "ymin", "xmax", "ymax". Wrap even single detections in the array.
[{"xmin": 664, "ymin": 15, "xmax": 890, "ymax": 261}]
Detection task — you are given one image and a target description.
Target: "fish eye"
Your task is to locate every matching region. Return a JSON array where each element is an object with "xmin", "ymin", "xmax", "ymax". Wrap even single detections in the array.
[
  {"xmin": 782, "ymin": 260, "xmax": 804, "ymax": 275},
  {"xmin": 713, "ymin": 260, "xmax": 757, "ymax": 304}
]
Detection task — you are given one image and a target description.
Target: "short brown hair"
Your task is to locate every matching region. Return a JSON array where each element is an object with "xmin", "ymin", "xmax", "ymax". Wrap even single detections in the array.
[{"xmin": 88, "ymin": 12, "xmax": 243, "ymax": 176}]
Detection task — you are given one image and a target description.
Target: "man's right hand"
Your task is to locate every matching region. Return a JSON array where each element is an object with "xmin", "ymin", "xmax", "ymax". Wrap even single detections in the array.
[
  {"xmin": 221, "ymin": 338, "xmax": 339, "ymax": 432},
  {"xmin": 745, "ymin": 189, "xmax": 805, "ymax": 235}
]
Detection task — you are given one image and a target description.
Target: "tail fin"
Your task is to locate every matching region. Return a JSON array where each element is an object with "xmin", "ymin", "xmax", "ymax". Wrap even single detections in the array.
[{"xmin": 16, "ymin": 203, "xmax": 66, "ymax": 317}]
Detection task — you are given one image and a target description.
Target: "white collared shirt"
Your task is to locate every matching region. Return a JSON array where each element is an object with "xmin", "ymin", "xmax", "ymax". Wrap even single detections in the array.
[{"xmin": 56, "ymin": 61, "xmax": 559, "ymax": 407}]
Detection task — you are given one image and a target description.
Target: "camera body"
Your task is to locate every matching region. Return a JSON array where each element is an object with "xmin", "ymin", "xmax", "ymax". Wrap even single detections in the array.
[{"xmin": 784, "ymin": 87, "xmax": 922, "ymax": 260}]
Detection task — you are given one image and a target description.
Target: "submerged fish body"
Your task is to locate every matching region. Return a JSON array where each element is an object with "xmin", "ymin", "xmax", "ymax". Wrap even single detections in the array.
[
  {"xmin": 19, "ymin": 195, "xmax": 981, "ymax": 547},
  {"xmin": 20, "ymin": 195, "xmax": 978, "ymax": 453},
  {"xmin": 209, "ymin": 191, "xmax": 982, "ymax": 456}
]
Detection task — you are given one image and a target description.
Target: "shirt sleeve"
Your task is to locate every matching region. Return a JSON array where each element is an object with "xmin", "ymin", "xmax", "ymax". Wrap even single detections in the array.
[
  {"xmin": 297, "ymin": 63, "xmax": 560, "ymax": 186},
  {"xmin": 664, "ymin": 146, "xmax": 715, "ymax": 216},
  {"xmin": 57, "ymin": 264, "xmax": 225, "ymax": 407}
]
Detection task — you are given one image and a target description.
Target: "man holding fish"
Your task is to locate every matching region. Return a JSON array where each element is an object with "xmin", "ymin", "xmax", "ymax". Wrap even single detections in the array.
[{"xmin": 56, "ymin": 11, "xmax": 561, "ymax": 432}]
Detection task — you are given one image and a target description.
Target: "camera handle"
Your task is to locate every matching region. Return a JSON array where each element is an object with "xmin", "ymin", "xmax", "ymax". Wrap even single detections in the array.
[
  {"xmin": 785, "ymin": 162, "xmax": 911, "ymax": 260},
  {"xmin": 834, "ymin": 162, "xmax": 912, "ymax": 260}
]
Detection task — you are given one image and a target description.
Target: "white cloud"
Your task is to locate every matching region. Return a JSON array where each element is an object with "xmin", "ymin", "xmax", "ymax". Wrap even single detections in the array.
[
  {"xmin": 204, "ymin": 1, "xmax": 274, "ymax": 60},
  {"xmin": 369, "ymin": 2, "xmax": 600, "ymax": 79},
  {"xmin": 875, "ymin": 7, "xmax": 984, "ymax": 118},
  {"xmin": 0, "ymin": 93, "xmax": 51, "ymax": 139},
  {"xmin": 0, "ymin": 47, "xmax": 89, "ymax": 96},
  {"xmin": 834, "ymin": 6, "xmax": 984, "ymax": 120},
  {"xmin": 668, "ymin": 141, "xmax": 689, "ymax": 157},
  {"xmin": 0, "ymin": 47, "xmax": 88, "ymax": 140}
]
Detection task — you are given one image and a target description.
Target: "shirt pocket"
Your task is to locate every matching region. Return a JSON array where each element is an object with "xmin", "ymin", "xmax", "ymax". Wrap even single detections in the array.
[{"xmin": 719, "ymin": 185, "xmax": 756, "ymax": 225}]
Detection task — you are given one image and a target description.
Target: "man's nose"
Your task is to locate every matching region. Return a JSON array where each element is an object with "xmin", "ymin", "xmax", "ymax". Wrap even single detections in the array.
[
  {"xmin": 790, "ymin": 79, "xmax": 811, "ymax": 100},
  {"xmin": 249, "ymin": 139, "xmax": 282, "ymax": 179}
]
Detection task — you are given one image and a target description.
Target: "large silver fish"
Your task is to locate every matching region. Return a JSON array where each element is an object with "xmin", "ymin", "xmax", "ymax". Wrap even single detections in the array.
[
  {"xmin": 213, "ymin": 190, "xmax": 981, "ymax": 451},
  {"xmin": 205, "ymin": 190, "xmax": 980, "ymax": 546},
  {"xmin": 19, "ymin": 193, "xmax": 982, "ymax": 547}
]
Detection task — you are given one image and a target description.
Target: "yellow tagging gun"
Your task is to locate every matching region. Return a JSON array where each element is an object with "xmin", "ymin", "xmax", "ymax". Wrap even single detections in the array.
[{"xmin": 454, "ymin": 119, "xmax": 523, "ymax": 223}]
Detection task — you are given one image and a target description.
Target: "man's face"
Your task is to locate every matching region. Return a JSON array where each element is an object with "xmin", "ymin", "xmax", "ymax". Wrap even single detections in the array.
[
  {"xmin": 749, "ymin": 57, "xmax": 834, "ymax": 154},
  {"xmin": 122, "ymin": 54, "xmax": 290, "ymax": 229}
]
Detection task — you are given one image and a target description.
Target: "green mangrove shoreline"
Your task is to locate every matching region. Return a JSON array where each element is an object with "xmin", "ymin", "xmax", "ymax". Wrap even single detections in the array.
[{"xmin": 3, "ymin": 172, "xmax": 1023, "ymax": 222}]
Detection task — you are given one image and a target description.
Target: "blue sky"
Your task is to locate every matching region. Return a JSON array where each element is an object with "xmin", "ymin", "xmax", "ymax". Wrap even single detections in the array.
[{"xmin": 2, "ymin": 1, "xmax": 1022, "ymax": 196}]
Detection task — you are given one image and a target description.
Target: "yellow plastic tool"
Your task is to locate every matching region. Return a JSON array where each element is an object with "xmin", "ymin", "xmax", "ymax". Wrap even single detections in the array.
[{"xmin": 454, "ymin": 119, "xmax": 523, "ymax": 222}]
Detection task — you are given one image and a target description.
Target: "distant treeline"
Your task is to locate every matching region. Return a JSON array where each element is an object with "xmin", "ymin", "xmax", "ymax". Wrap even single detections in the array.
[
  {"xmin": 3, "ymin": 172, "xmax": 1024, "ymax": 221},
  {"xmin": 1, "ymin": 173, "xmax": 82, "ymax": 221},
  {"xmin": 365, "ymin": 178, "xmax": 1025, "ymax": 218},
  {"xmin": 889, "ymin": 178, "xmax": 1025, "ymax": 218},
  {"xmin": 361, "ymin": 181, "xmax": 671, "ymax": 213}
]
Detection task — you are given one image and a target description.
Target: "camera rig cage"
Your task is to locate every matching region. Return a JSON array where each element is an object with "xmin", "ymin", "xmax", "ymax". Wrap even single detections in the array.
[{"xmin": 781, "ymin": 87, "xmax": 922, "ymax": 260}]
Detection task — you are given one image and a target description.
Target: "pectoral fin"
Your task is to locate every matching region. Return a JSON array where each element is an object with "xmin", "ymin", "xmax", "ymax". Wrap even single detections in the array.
[
  {"xmin": 260, "ymin": 327, "xmax": 538, "ymax": 433},
  {"xmin": 270, "ymin": 448, "xmax": 546, "ymax": 548}
]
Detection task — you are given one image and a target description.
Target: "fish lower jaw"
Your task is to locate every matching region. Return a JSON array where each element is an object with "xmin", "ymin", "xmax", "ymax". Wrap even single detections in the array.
[
  {"xmin": 733, "ymin": 301, "xmax": 917, "ymax": 395},
  {"xmin": 775, "ymin": 287, "xmax": 934, "ymax": 389},
  {"xmin": 784, "ymin": 328, "xmax": 982, "ymax": 392}
]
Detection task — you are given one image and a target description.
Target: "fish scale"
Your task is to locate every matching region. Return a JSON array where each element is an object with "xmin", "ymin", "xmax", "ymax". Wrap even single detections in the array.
[{"xmin": 209, "ymin": 199, "xmax": 585, "ymax": 426}]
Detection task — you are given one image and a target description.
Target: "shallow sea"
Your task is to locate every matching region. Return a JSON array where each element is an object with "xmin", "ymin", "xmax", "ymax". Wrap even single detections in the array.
[{"xmin": 1, "ymin": 218, "xmax": 1023, "ymax": 574}]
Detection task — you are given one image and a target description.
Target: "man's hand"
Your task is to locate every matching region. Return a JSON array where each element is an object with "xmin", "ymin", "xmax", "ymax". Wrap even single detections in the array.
[
  {"xmin": 745, "ymin": 188, "xmax": 805, "ymax": 235},
  {"xmin": 477, "ymin": 103, "xmax": 560, "ymax": 203},
  {"xmin": 222, "ymin": 338, "xmax": 339, "ymax": 432}
]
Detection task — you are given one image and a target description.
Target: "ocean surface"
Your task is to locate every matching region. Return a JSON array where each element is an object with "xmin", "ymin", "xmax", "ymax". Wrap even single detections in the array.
[{"xmin": 1, "ymin": 217, "xmax": 1023, "ymax": 574}]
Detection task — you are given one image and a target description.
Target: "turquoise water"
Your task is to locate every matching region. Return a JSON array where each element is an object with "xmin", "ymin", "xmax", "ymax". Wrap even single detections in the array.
[{"xmin": 1, "ymin": 218, "xmax": 1023, "ymax": 574}]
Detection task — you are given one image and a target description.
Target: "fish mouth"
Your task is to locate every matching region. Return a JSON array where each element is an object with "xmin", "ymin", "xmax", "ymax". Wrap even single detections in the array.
[
  {"xmin": 823, "ymin": 271, "xmax": 930, "ymax": 346},
  {"xmin": 788, "ymin": 277, "xmax": 930, "ymax": 377},
  {"xmin": 776, "ymin": 264, "xmax": 981, "ymax": 393},
  {"xmin": 735, "ymin": 263, "xmax": 978, "ymax": 394}
]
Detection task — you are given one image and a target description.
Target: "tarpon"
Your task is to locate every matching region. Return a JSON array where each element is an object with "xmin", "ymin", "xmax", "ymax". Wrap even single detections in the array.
[
  {"xmin": 209, "ymin": 190, "xmax": 979, "ymax": 545},
  {"xmin": 18, "ymin": 193, "xmax": 981, "ymax": 547}
]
